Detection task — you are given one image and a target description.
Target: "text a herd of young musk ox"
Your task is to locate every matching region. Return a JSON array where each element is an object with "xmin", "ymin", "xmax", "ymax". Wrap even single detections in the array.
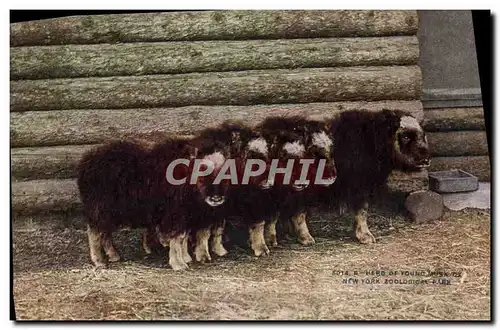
[{"xmin": 77, "ymin": 110, "xmax": 431, "ymax": 270}]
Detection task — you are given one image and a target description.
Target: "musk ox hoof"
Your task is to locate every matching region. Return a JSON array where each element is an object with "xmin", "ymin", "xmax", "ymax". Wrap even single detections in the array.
[
  {"xmin": 195, "ymin": 251, "xmax": 212, "ymax": 263},
  {"xmin": 265, "ymin": 235, "xmax": 278, "ymax": 247},
  {"xmin": 107, "ymin": 254, "xmax": 121, "ymax": 263},
  {"xmin": 183, "ymin": 252, "xmax": 193, "ymax": 264},
  {"xmin": 298, "ymin": 234, "xmax": 315, "ymax": 246},
  {"xmin": 170, "ymin": 260, "xmax": 189, "ymax": 271},
  {"xmin": 93, "ymin": 261, "xmax": 107, "ymax": 269},
  {"xmin": 356, "ymin": 231, "xmax": 376, "ymax": 244},
  {"xmin": 253, "ymin": 244, "xmax": 270, "ymax": 257},
  {"xmin": 212, "ymin": 245, "xmax": 228, "ymax": 257}
]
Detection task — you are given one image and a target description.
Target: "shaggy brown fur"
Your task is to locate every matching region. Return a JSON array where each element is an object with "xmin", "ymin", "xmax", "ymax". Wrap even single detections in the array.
[
  {"xmin": 195, "ymin": 121, "xmax": 276, "ymax": 257},
  {"xmin": 77, "ymin": 137, "xmax": 231, "ymax": 270},
  {"xmin": 322, "ymin": 109, "xmax": 430, "ymax": 244},
  {"xmin": 256, "ymin": 116, "xmax": 337, "ymax": 246}
]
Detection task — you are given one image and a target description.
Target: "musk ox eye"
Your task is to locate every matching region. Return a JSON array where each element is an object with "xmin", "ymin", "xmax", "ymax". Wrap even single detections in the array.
[{"xmin": 400, "ymin": 135, "xmax": 411, "ymax": 144}]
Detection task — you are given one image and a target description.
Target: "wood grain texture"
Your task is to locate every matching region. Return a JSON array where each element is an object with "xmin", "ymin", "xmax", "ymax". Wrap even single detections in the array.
[
  {"xmin": 10, "ymin": 66, "xmax": 422, "ymax": 111},
  {"xmin": 10, "ymin": 10, "xmax": 418, "ymax": 46},
  {"xmin": 427, "ymin": 131, "xmax": 489, "ymax": 157},
  {"xmin": 10, "ymin": 101, "xmax": 423, "ymax": 148},
  {"xmin": 423, "ymin": 107, "xmax": 485, "ymax": 131},
  {"xmin": 11, "ymin": 37, "xmax": 419, "ymax": 80},
  {"xmin": 11, "ymin": 179, "xmax": 81, "ymax": 215}
]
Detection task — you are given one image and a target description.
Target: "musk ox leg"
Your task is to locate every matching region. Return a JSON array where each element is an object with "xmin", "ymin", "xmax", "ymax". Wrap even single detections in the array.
[
  {"xmin": 157, "ymin": 231, "xmax": 189, "ymax": 270},
  {"xmin": 181, "ymin": 235, "xmax": 193, "ymax": 264},
  {"xmin": 292, "ymin": 212, "xmax": 315, "ymax": 245},
  {"xmin": 354, "ymin": 202, "xmax": 376, "ymax": 244},
  {"xmin": 211, "ymin": 221, "xmax": 228, "ymax": 257},
  {"xmin": 194, "ymin": 228, "xmax": 212, "ymax": 263},
  {"xmin": 157, "ymin": 228, "xmax": 169, "ymax": 247},
  {"xmin": 249, "ymin": 222, "xmax": 270, "ymax": 257},
  {"xmin": 163, "ymin": 233, "xmax": 189, "ymax": 271},
  {"xmin": 338, "ymin": 202, "xmax": 348, "ymax": 216},
  {"xmin": 280, "ymin": 217, "xmax": 295, "ymax": 240},
  {"xmin": 142, "ymin": 227, "xmax": 159, "ymax": 255},
  {"xmin": 87, "ymin": 225, "xmax": 106, "ymax": 268},
  {"xmin": 264, "ymin": 216, "xmax": 279, "ymax": 247},
  {"xmin": 142, "ymin": 231, "xmax": 153, "ymax": 255},
  {"xmin": 101, "ymin": 232, "xmax": 121, "ymax": 263}
]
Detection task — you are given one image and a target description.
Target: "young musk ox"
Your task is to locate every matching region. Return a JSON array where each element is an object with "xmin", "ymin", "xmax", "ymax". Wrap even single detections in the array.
[
  {"xmin": 193, "ymin": 121, "xmax": 275, "ymax": 258},
  {"xmin": 77, "ymin": 136, "xmax": 231, "ymax": 270},
  {"xmin": 323, "ymin": 109, "xmax": 430, "ymax": 244},
  {"xmin": 257, "ymin": 116, "xmax": 337, "ymax": 247},
  {"xmin": 200, "ymin": 120, "xmax": 317, "ymax": 257}
]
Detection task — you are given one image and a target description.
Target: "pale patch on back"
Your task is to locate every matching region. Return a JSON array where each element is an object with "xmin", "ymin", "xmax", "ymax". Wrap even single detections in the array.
[
  {"xmin": 248, "ymin": 138, "xmax": 268, "ymax": 156},
  {"xmin": 283, "ymin": 141, "xmax": 305, "ymax": 157},
  {"xmin": 312, "ymin": 131, "xmax": 333, "ymax": 151},
  {"xmin": 400, "ymin": 116, "xmax": 423, "ymax": 132},
  {"xmin": 203, "ymin": 151, "xmax": 225, "ymax": 169}
]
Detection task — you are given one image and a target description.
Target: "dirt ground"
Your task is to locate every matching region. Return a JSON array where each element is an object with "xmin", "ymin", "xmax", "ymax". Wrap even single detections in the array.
[{"xmin": 12, "ymin": 206, "xmax": 491, "ymax": 321}]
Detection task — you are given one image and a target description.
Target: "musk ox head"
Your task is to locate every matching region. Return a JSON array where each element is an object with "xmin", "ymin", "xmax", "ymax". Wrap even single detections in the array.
[
  {"xmin": 183, "ymin": 139, "xmax": 232, "ymax": 208},
  {"xmin": 243, "ymin": 136, "xmax": 273, "ymax": 189},
  {"xmin": 302, "ymin": 123, "xmax": 337, "ymax": 188},
  {"xmin": 195, "ymin": 121, "xmax": 274, "ymax": 191},
  {"xmin": 260, "ymin": 116, "xmax": 337, "ymax": 191},
  {"xmin": 266, "ymin": 130, "xmax": 310, "ymax": 192},
  {"xmin": 387, "ymin": 110, "xmax": 431, "ymax": 172},
  {"xmin": 195, "ymin": 150, "xmax": 230, "ymax": 207}
]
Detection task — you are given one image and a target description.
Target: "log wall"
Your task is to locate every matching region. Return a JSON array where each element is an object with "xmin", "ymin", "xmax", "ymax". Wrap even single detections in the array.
[
  {"xmin": 423, "ymin": 107, "xmax": 490, "ymax": 181},
  {"xmin": 10, "ymin": 10, "xmax": 425, "ymax": 216}
]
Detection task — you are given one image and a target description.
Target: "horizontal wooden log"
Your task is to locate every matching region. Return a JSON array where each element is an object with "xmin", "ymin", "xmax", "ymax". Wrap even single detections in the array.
[
  {"xmin": 423, "ymin": 107, "xmax": 485, "ymax": 131},
  {"xmin": 10, "ymin": 11, "xmax": 418, "ymax": 47},
  {"xmin": 12, "ymin": 168, "xmax": 427, "ymax": 215},
  {"xmin": 11, "ymin": 101, "xmax": 424, "ymax": 180},
  {"xmin": 427, "ymin": 131, "xmax": 489, "ymax": 157},
  {"xmin": 11, "ymin": 145, "xmax": 95, "ymax": 180},
  {"xmin": 10, "ymin": 36, "xmax": 419, "ymax": 80},
  {"xmin": 13, "ymin": 212, "xmax": 87, "ymax": 230},
  {"xmin": 429, "ymin": 156, "xmax": 491, "ymax": 182},
  {"xmin": 10, "ymin": 66, "xmax": 422, "ymax": 111},
  {"xmin": 11, "ymin": 179, "xmax": 81, "ymax": 215},
  {"xmin": 10, "ymin": 101, "xmax": 423, "ymax": 148}
]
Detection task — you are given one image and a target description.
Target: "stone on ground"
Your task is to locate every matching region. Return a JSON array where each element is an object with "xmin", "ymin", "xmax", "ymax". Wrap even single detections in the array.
[{"xmin": 404, "ymin": 190, "xmax": 444, "ymax": 223}]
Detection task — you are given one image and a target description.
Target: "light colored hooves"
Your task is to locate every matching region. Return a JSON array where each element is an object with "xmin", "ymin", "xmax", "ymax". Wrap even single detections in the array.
[
  {"xmin": 298, "ymin": 234, "xmax": 316, "ymax": 246},
  {"xmin": 90, "ymin": 253, "xmax": 107, "ymax": 269},
  {"xmin": 107, "ymin": 254, "xmax": 121, "ymax": 263},
  {"xmin": 183, "ymin": 252, "xmax": 193, "ymax": 264},
  {"xmin": 92, "ymin": 260, "xmax": 107, "ymax": 269},
  {"xmin": 212, "ymin": 244, "xmax": 228, "ymax": 257},
  {"xmin": 356, "ymin": 230, "xmax": 376, "ymax": 244},
  {"xmin": 170, "ymin": 260, "xmax": 189, "ymax": 271},
  {"xmin": 253, "ymin": 243, "xmax": 270, "ymax": 257},
  {"xmin": 265, "ymin": 235, "xmax": 278, "ymax": 247},
  {"xmin": 195, "ymin": 250, "xmax": 212, "ymax": 263}
]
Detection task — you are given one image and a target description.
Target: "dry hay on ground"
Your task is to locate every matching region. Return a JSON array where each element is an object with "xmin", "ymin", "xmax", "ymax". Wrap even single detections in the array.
[{"xmin": 12, "ymin": 208, "xmax": 490, "ymax": 320}]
